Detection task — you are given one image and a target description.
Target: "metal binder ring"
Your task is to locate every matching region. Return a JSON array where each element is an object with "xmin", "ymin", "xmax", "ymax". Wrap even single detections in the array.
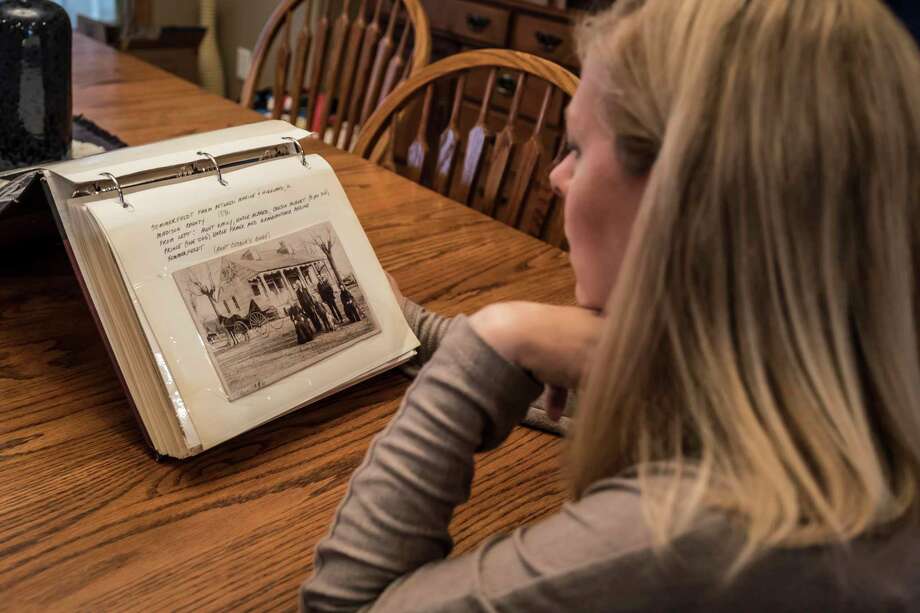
[
  {"xmin": 282, "ymin": 136, "xmax": 310, "ymax": 168},
  {"xmin": 100, "ymin": 172, "xmax": 131, "ymax": 209},
  {"xmin": 196, "ymin": 151, "xmax": 229, "ymax": 186}
]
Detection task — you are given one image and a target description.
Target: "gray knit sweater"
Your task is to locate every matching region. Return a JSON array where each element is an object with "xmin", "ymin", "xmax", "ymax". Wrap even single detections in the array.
[
  {"xmin": 397, "ymin": 300, "xmax": 574, "ymax": 435},
  {"xmin": 300, "ymin": 313, "xmax": 920, "ymax": 612}
]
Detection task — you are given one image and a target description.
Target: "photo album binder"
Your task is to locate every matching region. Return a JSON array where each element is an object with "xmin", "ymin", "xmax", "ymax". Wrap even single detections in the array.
[{"xmin": 32, "ymin": 120, "xmax": 419, "ymax": 459}]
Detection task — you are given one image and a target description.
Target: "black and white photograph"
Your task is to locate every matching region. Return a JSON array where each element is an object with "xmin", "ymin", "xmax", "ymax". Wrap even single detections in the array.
[{"xmin": 173, "ymin": 222, "xmax": 379, "ymax": 400}]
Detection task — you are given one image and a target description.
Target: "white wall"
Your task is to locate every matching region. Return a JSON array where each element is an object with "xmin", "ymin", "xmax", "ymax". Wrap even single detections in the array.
[{"xmin": 52, "ymin": 0, "xmax": 120, "ymax": 26}]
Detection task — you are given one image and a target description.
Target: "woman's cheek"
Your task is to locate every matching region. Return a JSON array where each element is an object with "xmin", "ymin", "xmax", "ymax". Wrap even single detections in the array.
[{"xmin": 565, "ymin": 193, "xmax": 606, "ymax": 307}]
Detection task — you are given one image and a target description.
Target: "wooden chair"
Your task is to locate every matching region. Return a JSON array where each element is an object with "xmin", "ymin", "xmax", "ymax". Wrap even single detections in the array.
[
  {"xmin": 353, "ymin": 49, "xmax": 578, "ymax": 249},
  {"xmin": 240, "ymin": 0, "xmax": 431, "ymax": 151}
]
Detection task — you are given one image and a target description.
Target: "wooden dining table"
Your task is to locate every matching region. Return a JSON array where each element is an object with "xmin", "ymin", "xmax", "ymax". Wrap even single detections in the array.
[{"xmin": 0, "ymin": 34, "xmax": 574, "ymax": 611}]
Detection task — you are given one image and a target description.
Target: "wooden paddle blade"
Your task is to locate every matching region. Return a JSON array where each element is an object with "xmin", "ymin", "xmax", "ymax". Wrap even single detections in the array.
[
  {"xmin": 433, "ymin": 75, "xmax": 466, "ymax": 195},
  {"xmin": 502, "ymin": 139, "xmax": 541, "ymax": 227},
  {"xmin": 500, "ymin": 81, "xmax": 553, "ymax": 227},
  {"xmin": 454, "ymin": 127, "xmax": 487, "ymax": 207},
  {"xmin": 406, "ymin": 83, "xmax": 435, "ymax": 183},
  {"xmin": 453, "ymin": 69, "xmax": 497, "ymax": 206},
  {"xmin": 434, "ymin": 130, "xmax": 459, "ymax": 195},
  {"xmin": 481, "ymin": 73, "xmax": 525, "ymax": 215},
  {"xmin": 481, "ymin": 130, "xmax": 513, "ymax": 216}
]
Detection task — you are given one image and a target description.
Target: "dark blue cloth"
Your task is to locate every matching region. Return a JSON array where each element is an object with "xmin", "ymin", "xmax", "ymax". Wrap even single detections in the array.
[{"xmin": 885, "ymin": 0, "xmax": 920, "ymax": 47}]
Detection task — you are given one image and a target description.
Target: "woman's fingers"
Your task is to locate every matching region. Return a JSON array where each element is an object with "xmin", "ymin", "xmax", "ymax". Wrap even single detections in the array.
[
  {"xmin": 546, "ymin": 385, "xmax": 568, "ymax": 421},
  {"xmin": 470, "ymin": 302, "xmax": 605, "ymax": 391}
]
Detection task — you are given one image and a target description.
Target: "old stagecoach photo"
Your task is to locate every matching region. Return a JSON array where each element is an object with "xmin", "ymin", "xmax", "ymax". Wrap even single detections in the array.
[{"xmin": 173, "ymin": 222, "xmax": 379, "ymax": 400}]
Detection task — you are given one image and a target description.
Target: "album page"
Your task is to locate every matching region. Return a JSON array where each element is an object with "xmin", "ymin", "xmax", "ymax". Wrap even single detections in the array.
[{"xmin": 86, "ymin": 154, "xmax": 419, "ymax": 450}]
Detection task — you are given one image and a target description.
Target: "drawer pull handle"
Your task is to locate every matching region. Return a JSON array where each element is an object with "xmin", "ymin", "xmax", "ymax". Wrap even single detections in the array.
[
  {"xmin": 535, "ymin": 31, "xmax": 563, "ymax": 53},
  {"xmin": 466, "ymin": 14, "xmax": 491, "ymax": 32},
  {"xmin": 497, "ymin": 73, "xmax": 516, "ymax": 97}
]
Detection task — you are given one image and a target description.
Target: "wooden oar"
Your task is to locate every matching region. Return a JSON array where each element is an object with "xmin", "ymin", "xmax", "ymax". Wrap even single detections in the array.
[
  {"xmin": 434, "ymin": 74, "xmax": 466, "ymax": 195},
  {"xmin": 483, "ymin": 72, "xmax": 526, "ymax": 217},
  {"xmin": 503, "ymin": 82, "xmax": 553, "ymax": 228},
  {"xmin": 406, "ymin": 83, "xmax": 435, "ymax": 183},
  {"xmin": 453, "ymin": 68, "xmax": 497, "ymax": 207}
]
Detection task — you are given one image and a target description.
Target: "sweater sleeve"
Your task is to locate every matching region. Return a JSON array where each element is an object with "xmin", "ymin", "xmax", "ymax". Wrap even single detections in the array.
[
  {"xmin": 301, "ymin": 316, "xmax": 544, "ymax": 611},
  {"xmin": 398, "ymin": 297, "xmax": 455, "ymax": 376},
  {"xmin": 396, "ymin": 298, "xmax": 571, "ymax": 437}
]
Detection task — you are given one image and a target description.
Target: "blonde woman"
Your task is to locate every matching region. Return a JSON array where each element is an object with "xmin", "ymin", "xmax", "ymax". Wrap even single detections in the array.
[{"xmin": 301, "ymin": 0, "xmax": 920, "ymax": 610}]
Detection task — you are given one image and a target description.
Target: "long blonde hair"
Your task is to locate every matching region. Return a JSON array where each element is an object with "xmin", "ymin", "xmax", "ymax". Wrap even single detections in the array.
[{"xmin": 570, "ymin": 0, "xmax": 920, "ymax": 571}]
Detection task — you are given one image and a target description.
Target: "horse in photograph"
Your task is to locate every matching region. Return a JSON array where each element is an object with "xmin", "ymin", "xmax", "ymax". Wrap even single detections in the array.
[{"xmin": 218, "ymin": 313, "xmax": 250, "ymax": 346}]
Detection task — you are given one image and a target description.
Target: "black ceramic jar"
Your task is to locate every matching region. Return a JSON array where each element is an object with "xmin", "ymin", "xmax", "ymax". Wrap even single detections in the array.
[{"xmin": 0, "ymin": 0, "xmax": 72, "ymax": 171}]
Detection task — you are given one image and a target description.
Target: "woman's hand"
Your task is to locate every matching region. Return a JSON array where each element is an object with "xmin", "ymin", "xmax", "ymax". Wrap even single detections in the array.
[
  {"xmin": 386, "ymin": 272, "xmax": 407, "ymax": 308},
  {"xmin": 469, "ymin": 302, "xmax": 604, "ymax": 420}
]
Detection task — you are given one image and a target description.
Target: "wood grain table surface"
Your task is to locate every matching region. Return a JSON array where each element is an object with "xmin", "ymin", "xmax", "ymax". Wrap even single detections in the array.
[{"xmin": 0, "ymin": 34, "xmax": 574, "ymax": 611}]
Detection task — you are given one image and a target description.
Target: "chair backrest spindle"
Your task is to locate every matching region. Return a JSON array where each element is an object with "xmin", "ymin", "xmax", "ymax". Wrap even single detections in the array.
[
  {"xmin": 304, "ymin": 2, "xmax": 330, "ymax": 130},
  {"xmin": 433, "ymin": 74, "xmax": 466, "ymax": 196},
  {"xmin": 380, "ymin": 18, "xmax": 411, "ymax": 107},
  {"xmin": 317, "ymin": 3, "xmax": 352, "ymax": 131},
  {"xmin": 454, "ymin": 68, "xmax": 497, "ymax": 207},
  {"xmin": 287, "ymin": 9, "xmax": 313, "ymax": 123},
  {"xmin": 360, "ymin": 3, "xmax": 401, "ymax": 127},
  {"xmin": 331, "ymin": 0, "xmax": 368, "ymax": 148},
  {"xmin": 353, "ymin": 50, "xmax": 577, "ymax": 250},
  {"xmin": 271, "ymin": 12, "xmax": 293, "ymax": 120},
  {"xmin": 406, "ymin": 83, "xmax": 435, "ymax": 182},
  {"xmin": 502, "ymin": 82, "xmax": 554, "ymax": 229},
  {"xmin": 241, "ymin": 0, "xmax": 430, "ymax": 150},
  {"xmin": 482, "ymin": 72, "xmax": 526, "ymax": 216}
]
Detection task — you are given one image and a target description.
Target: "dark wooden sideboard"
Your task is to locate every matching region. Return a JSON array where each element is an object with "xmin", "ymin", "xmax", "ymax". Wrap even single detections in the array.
[
  {"xmin": 421, "ymin": 0, "xmax": 615, "ymax": 70},
  {"xmin": 420, "ymin": 0, "xmax": 590, "ymax": 128}
]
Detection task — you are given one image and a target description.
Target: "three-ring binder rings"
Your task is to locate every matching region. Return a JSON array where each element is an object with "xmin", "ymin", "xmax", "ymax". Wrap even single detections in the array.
[{"xmin": 35, "ymin": 121, "xmax": 419, "ymax": 458}]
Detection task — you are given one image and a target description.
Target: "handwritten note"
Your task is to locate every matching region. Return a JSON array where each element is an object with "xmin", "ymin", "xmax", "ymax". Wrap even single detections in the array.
[{"xmin": 147, "ymin": 184, "xmax": 332, "ymax": 262}]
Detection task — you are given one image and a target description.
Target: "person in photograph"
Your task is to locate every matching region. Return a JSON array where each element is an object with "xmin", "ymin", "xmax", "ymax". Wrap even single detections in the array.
[
  {"xmin": 319, "ymin": 299, "xmax": 339, "ymax": 331},
  {"xmin": 301, "ymin": 0, "xmax": 920, "ymax": 610},
  {"xmin": 339, "ymin": 284, "xmax": 360, "ymax": 323},
  {"xmin": 318, "ymin": 276, "xmax": 343, "ymax": 322},
  {"xmin": 311, "ymin": 285, "xmax": 333, "ymax": 332},
  {"xmin": 288, "ymin": 302, "xmax": 313, "ymax": 344},
  {"xmin": 296, "ymin": 281, "xmax": 323, "ymax": 334}
]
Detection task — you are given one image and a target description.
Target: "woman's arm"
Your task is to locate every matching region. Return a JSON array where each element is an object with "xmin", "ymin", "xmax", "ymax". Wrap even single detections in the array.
[
  {"xmin": 398, "ymin": 296, "xmax": 455, "ymax": 375},
  {"xmin": 388, "ymin": 273, "xmax": 456, "ymax": 374},
  {"xmin": 302, "ymin": 315, "xmax": 541, "ymax": 610},
  {"xmin": 302, "ymin": 307, "xmax": 613, "ymax": 612}
]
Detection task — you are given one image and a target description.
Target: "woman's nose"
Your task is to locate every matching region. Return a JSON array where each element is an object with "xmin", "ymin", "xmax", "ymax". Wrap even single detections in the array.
[{"xmin": 549, "ymin": 156, "xmax": 571, "ymax": 198}]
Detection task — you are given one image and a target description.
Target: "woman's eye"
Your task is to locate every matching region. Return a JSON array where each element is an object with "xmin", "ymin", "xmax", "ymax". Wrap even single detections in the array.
[
  {"xmin": 555, "ymin": 136, "xmax": 580, "ymax": 167},
  {"xmin": 565, "ymin": 139, "xmax": 581, "ymax": 159}
]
